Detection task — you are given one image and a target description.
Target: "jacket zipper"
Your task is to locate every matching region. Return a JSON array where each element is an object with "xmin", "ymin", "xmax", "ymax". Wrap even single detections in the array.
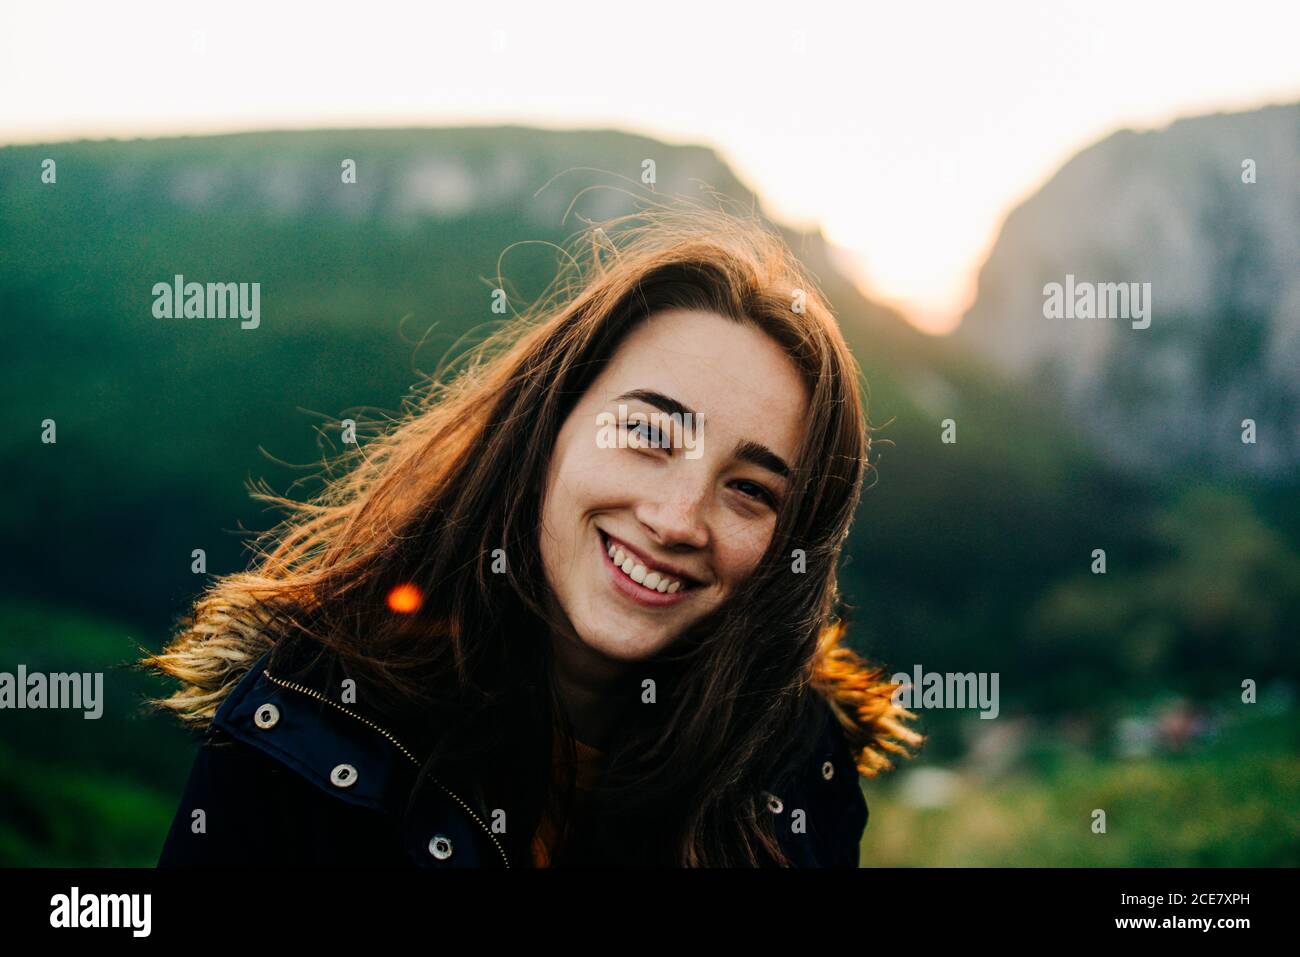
[{"xmin": 262, "ymin": 669, "xmax": 512, "ymax": 869}]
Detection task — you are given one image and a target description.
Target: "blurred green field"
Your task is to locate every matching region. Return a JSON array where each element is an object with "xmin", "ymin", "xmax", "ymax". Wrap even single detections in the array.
[
  {"xmin": 0, "ymin": 597, "xmax": 192, "ymax": 866},
  {"xmin": 862, "ymin": 708, "xmax": 1300, "ymax": 867}
]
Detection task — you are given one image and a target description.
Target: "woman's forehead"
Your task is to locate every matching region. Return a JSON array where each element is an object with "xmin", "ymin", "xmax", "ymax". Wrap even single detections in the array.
[{"xmin": 609, "ymin": 310, "xmax": 797, "ymax": 384}]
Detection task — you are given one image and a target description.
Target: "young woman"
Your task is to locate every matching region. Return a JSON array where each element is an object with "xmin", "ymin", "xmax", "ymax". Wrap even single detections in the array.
[{"xmin": 145, "ymin": 199, "xmax": 922, "ymax": 868}]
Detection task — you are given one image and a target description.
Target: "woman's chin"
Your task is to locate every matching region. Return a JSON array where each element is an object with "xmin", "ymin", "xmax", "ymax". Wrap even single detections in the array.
[{"xmin": 576, "ymin": 620, "xmax": 674, "ymax": 663}]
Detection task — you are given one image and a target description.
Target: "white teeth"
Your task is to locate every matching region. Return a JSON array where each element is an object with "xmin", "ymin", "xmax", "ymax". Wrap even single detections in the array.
[{"xmin": 603, "ymin": 534, "xmax": 685, "ymax": 594}]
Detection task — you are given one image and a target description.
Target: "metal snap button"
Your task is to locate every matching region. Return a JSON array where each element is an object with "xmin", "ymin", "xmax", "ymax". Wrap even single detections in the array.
[
  {"xmin": 428, "ymin": 834, "xmax": 454, "ymax": 860},
  {"xmin": 821, "ymin": 760, "xmax": 835, "ymax": 781},
  {"xmin": 253, "ymin": 703, "xmax": 280, "ymax": 729},
  {"xmin": 330, "ymin": 763, "xmax": 358, "ymax": 788},
  {"xmin": 767, "ymin": 793, "xmax": 784, "ymax": 814}
]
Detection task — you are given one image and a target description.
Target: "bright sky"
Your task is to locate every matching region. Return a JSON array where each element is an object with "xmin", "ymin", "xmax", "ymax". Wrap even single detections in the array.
[{"xmin": 3, "ymin": 1, "xmax": 1297, "ymax": 333}]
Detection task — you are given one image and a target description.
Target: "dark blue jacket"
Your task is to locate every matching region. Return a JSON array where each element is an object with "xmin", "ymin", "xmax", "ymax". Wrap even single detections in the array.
[{"xmin": 157, "ymin": 635, "xmax": 869, "ymax": 868}]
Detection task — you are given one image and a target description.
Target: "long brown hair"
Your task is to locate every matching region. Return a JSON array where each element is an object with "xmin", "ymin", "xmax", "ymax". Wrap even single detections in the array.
[{"xmin": 143, "ymin": 193, "xmax": 922, "ymax": 866}]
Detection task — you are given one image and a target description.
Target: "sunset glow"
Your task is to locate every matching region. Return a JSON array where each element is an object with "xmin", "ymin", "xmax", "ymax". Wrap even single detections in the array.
[{"xmin": 3, "ymin": 0, "xmax": 1295, "ymax": 334}]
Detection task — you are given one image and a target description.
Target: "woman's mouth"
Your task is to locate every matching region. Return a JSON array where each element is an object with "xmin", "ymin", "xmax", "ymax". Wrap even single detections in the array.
[{"xmin": 597, "ymin": 529, "xmax": 699, "ymax": 608}]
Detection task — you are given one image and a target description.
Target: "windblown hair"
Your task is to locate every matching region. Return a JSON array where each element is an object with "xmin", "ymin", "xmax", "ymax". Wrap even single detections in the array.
[{"xmin": 143, "ymin": 192, "xmax": 922, "ymax": 866}]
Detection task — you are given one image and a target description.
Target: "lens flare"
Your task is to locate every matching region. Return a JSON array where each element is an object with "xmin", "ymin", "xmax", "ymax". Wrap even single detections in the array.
[{"xmin": 386, "ymin": 583, "xmax": 423, "ymax": 614}]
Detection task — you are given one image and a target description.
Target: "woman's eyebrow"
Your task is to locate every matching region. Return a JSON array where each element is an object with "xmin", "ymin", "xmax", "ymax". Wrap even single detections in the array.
[
  {"xmin": 613, "ymin": 389, "xmax": 791, "ymax": 478},
  {"xmin": 733, "ymin": 440, "xmax": 791, "ymax": 479},
  {"xmin": 615, "ymin": 389, "xmax": 692, "ymax": 419}
]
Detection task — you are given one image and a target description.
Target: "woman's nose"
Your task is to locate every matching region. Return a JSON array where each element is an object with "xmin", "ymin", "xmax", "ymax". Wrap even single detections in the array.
[{"xmin": 635, "ymin": 491, "xmax": 709, "ymax": 550}]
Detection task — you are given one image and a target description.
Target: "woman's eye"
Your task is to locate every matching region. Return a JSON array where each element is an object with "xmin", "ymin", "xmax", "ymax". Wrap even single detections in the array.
[
  {"xmin": 731, "ymin": 480, "xmax": 776, "ymax": 508},
  {"xmin": 624, "ymin": 420, "xmax": 667, "ymax": 450}
]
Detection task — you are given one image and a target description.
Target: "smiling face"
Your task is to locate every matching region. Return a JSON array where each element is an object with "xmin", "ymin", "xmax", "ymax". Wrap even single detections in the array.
[{"xmin": 538, "ymin": 308, "xmax": 810, "ymax": 667}]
